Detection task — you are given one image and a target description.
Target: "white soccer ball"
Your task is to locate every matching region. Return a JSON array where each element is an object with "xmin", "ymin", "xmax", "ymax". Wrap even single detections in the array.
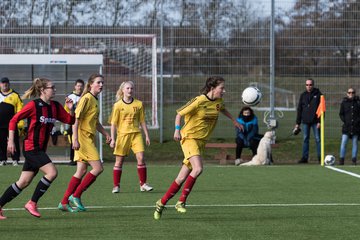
[
  {"xmin": 324, "ymin": 155, "xmax": 335, "ymax": 166},
  {"xmin": 242, "ymin": 86, "xmax": 262, "ymax": 106}
]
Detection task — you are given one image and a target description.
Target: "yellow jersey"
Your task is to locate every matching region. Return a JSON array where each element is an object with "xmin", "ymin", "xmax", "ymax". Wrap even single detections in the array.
[
  {"xmin": 110, "ymin": 98, "xmax": 145, "ymax": 134},
  {"xmin": 177, "ymin": 94, "xmax": 224, "ymax": 140},
  {"xmin": 75, "ymin": 92, "xmax": 99, "ymax": 134},
  {"xmin": 0, "ymin": 89, "xmax": 24, "ymax": 129}
]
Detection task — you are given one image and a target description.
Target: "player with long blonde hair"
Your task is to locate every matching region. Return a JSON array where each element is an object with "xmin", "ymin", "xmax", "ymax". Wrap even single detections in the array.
[{"xmin": 109, "ymin": 80, "xmax": 153, "ymax": 193}]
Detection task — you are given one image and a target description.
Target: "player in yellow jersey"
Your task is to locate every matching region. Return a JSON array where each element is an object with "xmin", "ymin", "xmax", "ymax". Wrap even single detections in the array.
[
  {"xmin": 58, "ymin": 73, "xmax": 111, "ymax": 212},
  {"xmin": 154, "ymin": 76, "xmax": 243, "ymax": 220},
  {"xmin": 109, "ymin": 81, "xmax": 153, "ymax": 193}
]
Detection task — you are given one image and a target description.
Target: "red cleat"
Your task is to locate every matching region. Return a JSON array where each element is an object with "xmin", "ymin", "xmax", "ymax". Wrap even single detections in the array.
[
  {"xmin": 0, "ymin": 208, "xmax": 7, "ymax": 220},
  {"xmin": 25, "ymin": 200, "xmax": 41, "ymax": 218}
]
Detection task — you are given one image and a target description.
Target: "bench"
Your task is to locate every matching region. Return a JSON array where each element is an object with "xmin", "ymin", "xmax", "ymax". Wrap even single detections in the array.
[
  {"xmin": 205, "ymin": 142, "xmax": 279, "ymax": 165},
  {"xmin": 205, "ymin": 143, "xmax": 237, "ymax": 165}
]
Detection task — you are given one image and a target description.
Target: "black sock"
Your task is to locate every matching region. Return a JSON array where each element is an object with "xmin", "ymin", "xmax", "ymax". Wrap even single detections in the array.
[
  {"xmin": 31, "ymin": 177, "xmax": 52, "ymax": 203},
  {"xmin": 0, "ymin": 183, "xmax": 22, "ymax": 207}
]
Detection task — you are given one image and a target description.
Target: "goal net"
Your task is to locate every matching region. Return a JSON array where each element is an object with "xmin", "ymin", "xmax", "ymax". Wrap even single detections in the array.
[{"xmin": 0, "ymin": 34, "xmax": 158, "ymax": 129}]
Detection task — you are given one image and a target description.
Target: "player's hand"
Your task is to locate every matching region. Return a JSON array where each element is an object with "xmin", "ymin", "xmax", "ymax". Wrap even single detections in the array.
[
  {"xmin": 174, "ymin": 130, "xmax": 181, "ymax": 141},
  {"xmin": 234, "ymin": 121, "xmax": 244, "ymax": 131},
  {"xmin": 65, "ymin": 97, "xmax": 74, "ymax": 111},
  {"xmin": 109, "ymin": 140, "xmax": 115, "ymax": 148},
  {"xmin": 72, "ymin": 139, "xmax": 80, "ymax": 150},
  {"xmin": 105, "ymin": 135, "xmax": 112, "ymax": 144},
  {"xmin": 7, "ymin": 140, "xmax": 16, "ymax": 155},
  {"xmin": 145, "ymin": 136, "xmax": 150, "ymax": 146}
]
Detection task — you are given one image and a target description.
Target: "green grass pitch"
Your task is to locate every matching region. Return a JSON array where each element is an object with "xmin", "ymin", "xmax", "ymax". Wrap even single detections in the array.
[{"xmin": 1, "ymin": 163, "xmax": 360, "ymax": 240}]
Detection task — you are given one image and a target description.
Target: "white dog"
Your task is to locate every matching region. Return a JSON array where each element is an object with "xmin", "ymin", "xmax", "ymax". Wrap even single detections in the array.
[{"xmin": 240, "ymin": 131, "xmax": 273, "ymax": 166}]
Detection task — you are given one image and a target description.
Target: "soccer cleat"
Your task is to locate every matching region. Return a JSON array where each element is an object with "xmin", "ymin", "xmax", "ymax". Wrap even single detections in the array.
[
  {"xmin": 69, "ymin": 195, "xmax": 87, "ymax": 211},
  {"xmin": 175, "ymin": 201, "xmax": 187, "ymax": 213},
  {"xmin": 0, "ymin": 161, "xmax": 6, "ymax": 166},
  {"xmin": 58, "ymin": 203, "xmax": 78, "ymax": 213},
  {"xmin": 0, "ymin": 208, "xmax": 7, "ymax": 220},
  {"xmin": 112, "ymin": 186, "xmax": 120, "ymax": 193},
  {"xmin": 140, "ymin": 183, "xmax": 153, "ymax": 192},
  {"xmin": 25, "ymin": 200, "xmax": 41, "ymax": 218},
  {"xmin": 154, "ymin": 199, "xmax": 166, "ymax": 220},
  {"xmin": 12, "ymin": 161, "xmax": 19, "ymax": 166}
]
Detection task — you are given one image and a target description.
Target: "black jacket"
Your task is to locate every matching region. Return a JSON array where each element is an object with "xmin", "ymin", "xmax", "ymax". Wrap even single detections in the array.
[
  {"xmin": 339, "ymin": 96, "xmax": 360, "ymax": 136},
  {"xmin": 296, "ymin": 88, "xmax": 322, "ymax": 125}
]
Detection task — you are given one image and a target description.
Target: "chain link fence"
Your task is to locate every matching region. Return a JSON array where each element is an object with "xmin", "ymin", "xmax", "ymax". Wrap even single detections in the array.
[{"xmin": 0, "ymin": 0, "xmax": 359, "ymax": 142}]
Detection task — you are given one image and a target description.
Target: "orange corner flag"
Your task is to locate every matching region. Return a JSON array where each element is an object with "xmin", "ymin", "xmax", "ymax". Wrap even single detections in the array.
[{"xmin": 316, "ymin": 95, "xmax": 326, "ymax": 118}]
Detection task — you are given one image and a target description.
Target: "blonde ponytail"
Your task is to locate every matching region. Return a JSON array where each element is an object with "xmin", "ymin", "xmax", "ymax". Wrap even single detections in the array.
[
  {"xmin": 22, "ymin": 78, "xmax": 50, "ymax": 99},
  {"xmin": 81, "ymin": 73, "xmax": 104, "ymax": 97}
]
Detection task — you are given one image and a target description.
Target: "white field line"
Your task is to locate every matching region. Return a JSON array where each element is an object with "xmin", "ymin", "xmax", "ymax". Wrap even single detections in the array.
[
  {"xmin": 325, "ymin": 165, "xmax": 360, "ymax": 179},
  {"xmin": 4, "ymin": 202, "xmax": 360, "ymax": 211}
]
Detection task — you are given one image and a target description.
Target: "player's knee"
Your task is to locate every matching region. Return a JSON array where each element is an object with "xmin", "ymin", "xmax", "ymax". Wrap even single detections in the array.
[{"xmin": 191, "ymin": 167, "xmax": 203, "ymax": 177}]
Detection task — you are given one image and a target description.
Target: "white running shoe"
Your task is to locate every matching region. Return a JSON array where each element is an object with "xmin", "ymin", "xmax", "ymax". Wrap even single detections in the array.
[
  {"xmin": 112, "ymin": 186, "xmax": 120, "ymax": 193},
  {"xmin": 140, "ymin": 183, "xmax": 153, "ymax": 192},
  {"xmin": 234, "ymin": 158, "xmax": 242, "ymax": 166}
]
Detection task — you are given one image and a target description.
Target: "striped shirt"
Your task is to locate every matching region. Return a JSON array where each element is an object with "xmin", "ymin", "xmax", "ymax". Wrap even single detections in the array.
[{"xmin": 9, "ymin": 99, "xmax": 75, "ymax": 151}]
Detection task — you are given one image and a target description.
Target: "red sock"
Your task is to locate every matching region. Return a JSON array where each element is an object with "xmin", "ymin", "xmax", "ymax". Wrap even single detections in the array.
[
  {"xmin": 161, "ymin": 181, "xmax": 181, "ymax": 205},
  {"xmin": 61, "ymin": 176, "xmax": 81, "ymax": 204},
  {"xmin": 179, "ymin": 175, "xmax": 197, "ymax": 203},
  {"xmin": 137, "ymin": 164, "xmax": 147, "ymax": 186},
  {"xmin": 73, "ymin": 172, "xmax": 97, "ymax": 198},
  {"xmin": 113, "ymin": 166, "xmax": 122, "ymax": 187}
]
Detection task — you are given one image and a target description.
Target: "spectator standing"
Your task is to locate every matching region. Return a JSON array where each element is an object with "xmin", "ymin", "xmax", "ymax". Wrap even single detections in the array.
[
  {"xmin": 0, "ymin": 77, "xmax": 24, "ymax": 166},
  {"xmin": 295, "ymin": 78, "xmax": 322, "ymax": 164},
  {"xmin": 339, "ymin": 87, "xmax": 360, "ymax": 165}
]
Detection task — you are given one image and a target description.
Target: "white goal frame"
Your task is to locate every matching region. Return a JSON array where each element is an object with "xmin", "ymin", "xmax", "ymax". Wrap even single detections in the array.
[{"xmin": 0, "ymin": 54, "xmax": 105, "ymax": 161}]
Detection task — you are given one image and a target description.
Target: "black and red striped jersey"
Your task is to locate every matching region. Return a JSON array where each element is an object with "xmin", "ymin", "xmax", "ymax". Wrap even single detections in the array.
[{"xmin": 9, "ymin": 99, "xmax": 75, "ymax": 152}]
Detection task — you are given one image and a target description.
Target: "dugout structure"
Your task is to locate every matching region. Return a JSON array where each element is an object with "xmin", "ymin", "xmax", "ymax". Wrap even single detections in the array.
[{"xmin": 0, "ymin": 54, "xmax": 104, "ymax": 162}]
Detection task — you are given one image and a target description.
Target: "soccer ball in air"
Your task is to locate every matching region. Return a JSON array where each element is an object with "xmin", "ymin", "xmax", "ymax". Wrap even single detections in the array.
[
  {"xmin": 242, "ymin": 86, "xmax": 262, "ymax": 106},
  {"xmin": 324, "ymin": 155, "xmax": 335, "ymax": 166}
]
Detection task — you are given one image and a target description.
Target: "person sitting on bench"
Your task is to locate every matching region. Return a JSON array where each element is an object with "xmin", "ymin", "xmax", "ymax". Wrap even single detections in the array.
[{"xmin": 235, "ymin": 106, "xmax": 262, "ymax": 165}]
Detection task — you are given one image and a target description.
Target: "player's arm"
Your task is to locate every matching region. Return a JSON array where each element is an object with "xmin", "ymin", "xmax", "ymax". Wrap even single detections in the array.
[
  {"xmin": 221, "ymin": 108, "xmax": 243, "ymax": 131},
  {"xmin": 110, "ymin": 123, "xmax": 117, "ymax": 148},
  {"xmin": 96, "ymin": 121, "xmax": 111, "ymax": 144},
  {"xmin": 140, "ymin": 121, "xmax": 150, "ymax": 146},
  {"xmin": 8, "ymin": 101, "xmax": 34, "ymax": 154},
  {"xmin": 72, "ymin": 118, "xmax": 80, "ymax": 150},
  {"xmin": 139, "ymin": 104, "xmax": 150, "ymax": 145},
  {"xmin": 173, "ymin": 113, "xmax": 182, "ymax": 141}
]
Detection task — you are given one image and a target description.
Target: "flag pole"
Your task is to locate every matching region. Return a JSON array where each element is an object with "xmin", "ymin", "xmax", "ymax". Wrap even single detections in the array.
[
  {"xmin": 317, "ymin": 95, "xmax": 326, "ymax": 166},
  {"xmin": 320, "ymin": 109, "xmax": 324, "ymax": 166}
]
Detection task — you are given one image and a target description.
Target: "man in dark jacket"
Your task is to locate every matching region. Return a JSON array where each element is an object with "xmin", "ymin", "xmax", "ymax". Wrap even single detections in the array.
[
  {"xmin": 339, "ymin": 87, "xmax": 360, "ymax": 165},
  {"xmin": 295, "ymin": 78, "xmax": 322, "ymax": 164}
]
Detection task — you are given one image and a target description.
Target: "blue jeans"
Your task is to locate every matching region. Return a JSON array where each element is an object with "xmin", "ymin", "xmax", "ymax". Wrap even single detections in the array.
[
  {"xmin": 340, "ymin": 134, "xmax": 358, "ymax": 159},
  {"xmin": 302, "ymin": 123, "xmax": 321, "ymax": 159}
]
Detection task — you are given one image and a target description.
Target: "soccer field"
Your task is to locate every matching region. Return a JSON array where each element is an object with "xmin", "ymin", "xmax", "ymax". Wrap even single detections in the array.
[{"xmin": 1, "ymin": 164, "xmax": 360, "ymax": 240}]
